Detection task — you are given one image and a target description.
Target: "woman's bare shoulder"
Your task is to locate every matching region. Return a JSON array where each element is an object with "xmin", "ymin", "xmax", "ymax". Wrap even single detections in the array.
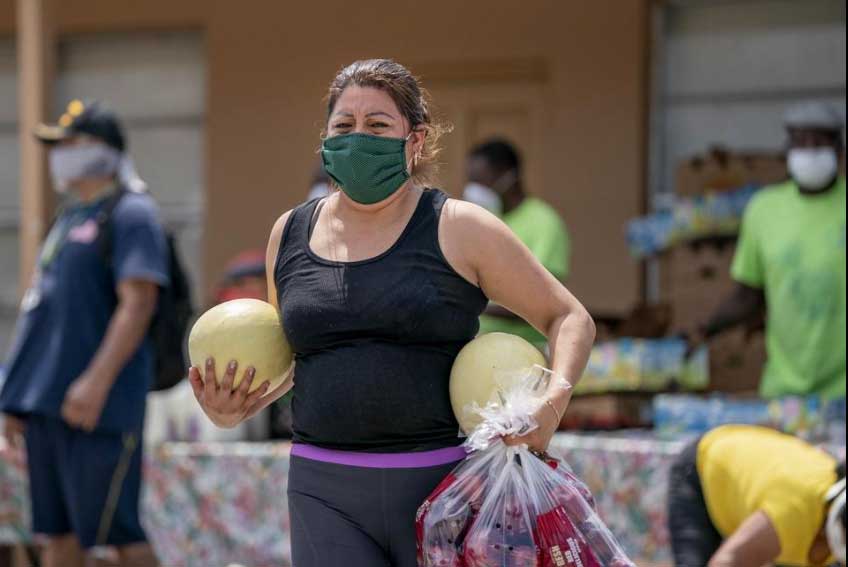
[
  {"xmin": 266, "ymin": 208, "xmax": 297, "ymax": 265},
  {"xmin": 440, "ymin": 197, "xmax": 513, "ymax": 243}
]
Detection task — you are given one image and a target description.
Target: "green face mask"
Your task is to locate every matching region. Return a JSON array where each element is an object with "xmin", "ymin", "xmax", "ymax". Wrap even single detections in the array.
[{"xmin": 321, "ymin": 132, "xmax": 412, "ymax": 205}]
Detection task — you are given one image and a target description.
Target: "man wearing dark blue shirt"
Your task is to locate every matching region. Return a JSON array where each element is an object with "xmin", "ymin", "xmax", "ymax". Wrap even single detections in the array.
[{"xmin": 0, "ymin": 100, "xmax": 166, "ymax": 567}]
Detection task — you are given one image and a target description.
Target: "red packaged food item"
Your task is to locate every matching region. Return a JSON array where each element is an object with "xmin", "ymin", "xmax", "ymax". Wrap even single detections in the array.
[
  {"xmin": 535, "ymin": 506, "xmax": 601, "ymax": 567},
  {"xmin": 461, "ymin": 467, "xmax": 538, "ymax": 567},
  {"xmin": 544, "ymin": 457, "xmax": 596, "ymax": 511},
  {"xmin": 417, "ymin": 449, "xmax": 507, "ymax": 567},
  {"xmin": 418, "ymin": 444, "xmax": 635, "ymax": 567},
  {"xmin": 417, "ymin": 473, "xmax": 465, "ymax": 566},
  {"xmin": 418, "ymin": 366, "xmax": 635, "ymax": 567}
]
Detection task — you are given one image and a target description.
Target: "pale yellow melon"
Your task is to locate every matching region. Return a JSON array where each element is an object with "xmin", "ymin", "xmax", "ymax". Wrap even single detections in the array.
[
  {"xmin": 188, "ymin": 299, "xmax": 293, "ymax": 394},
  {"xmin": 450, "ymin": 332, "xmax": 547, "ymax": 434}
]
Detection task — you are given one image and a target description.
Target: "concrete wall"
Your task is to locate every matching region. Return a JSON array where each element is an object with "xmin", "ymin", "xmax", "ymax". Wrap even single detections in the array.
[
  {"xmin": 0, "ymin": 0, "xmax": 649, "ymax": 314},
  {"xmin": 660, "ymin": 0, "xmax": 846, "ymax": 194}
]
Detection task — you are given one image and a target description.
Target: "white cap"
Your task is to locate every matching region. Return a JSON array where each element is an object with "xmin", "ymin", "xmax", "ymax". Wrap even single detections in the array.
[{"xmin": 784, "ymin": 101, "xmax": 844, "ymax": 131}]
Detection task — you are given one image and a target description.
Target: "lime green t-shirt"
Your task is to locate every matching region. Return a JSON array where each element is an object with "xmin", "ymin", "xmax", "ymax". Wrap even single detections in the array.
[
  {"xmin": 731, "ymin": 177, "xmax": 846, "ymax": 399},
  {"xmin": 478, "ymin": 196, "xmax": 570, "ymax": 347}
]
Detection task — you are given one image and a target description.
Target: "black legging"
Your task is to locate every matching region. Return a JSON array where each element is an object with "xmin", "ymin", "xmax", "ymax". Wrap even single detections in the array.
[
  {"xmin": 288, "ymin": 455, "xmax": 460, "ymax": 567},
  {"xmin": 667, "ymin": 439, "xmax": 724, "ymax": 567}
]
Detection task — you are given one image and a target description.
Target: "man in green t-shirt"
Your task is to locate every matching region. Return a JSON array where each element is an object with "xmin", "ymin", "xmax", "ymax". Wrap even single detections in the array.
[
  {"xmin": 693, "ymin": 102, "xmax": 846, "ymax": 399},
  {"xmin": 462, "ymin": 139, "xmax": 570, "ymax": 348}
]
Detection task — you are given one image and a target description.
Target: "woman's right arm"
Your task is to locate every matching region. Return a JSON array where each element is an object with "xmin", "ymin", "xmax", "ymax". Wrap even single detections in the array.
[
  {"xmin": 265, "ymin": 211, "xmax": 291, "ymax": 309},
  {"xmin": 188, "ymin": 211, "xmax": 294, "ymax": 428}
]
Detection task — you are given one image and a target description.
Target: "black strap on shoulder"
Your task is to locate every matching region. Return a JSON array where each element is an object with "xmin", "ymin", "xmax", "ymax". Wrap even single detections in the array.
[
  {"xmin": 96, "ymin": 187, "xmax": 129, "ymax": 266},
  {"xmin": 308, "ymin": 198, "xmax": 326, "ymax": 240},
  {"xmin": 428, "ymin": 188, "xmax": 446, "ymax": 215}
]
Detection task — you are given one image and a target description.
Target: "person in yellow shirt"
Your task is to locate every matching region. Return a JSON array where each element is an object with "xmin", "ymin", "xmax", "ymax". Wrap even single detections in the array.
[{"xmin": 668, "ymin": 425, "xmax": 846, "ymax": 567}]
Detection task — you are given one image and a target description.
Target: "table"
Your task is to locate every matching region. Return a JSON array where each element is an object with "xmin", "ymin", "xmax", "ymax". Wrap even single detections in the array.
[
  {"xmin": 144, "ymin": 434, "xmax": 687, "ymax": 565},
  {"xmin": 3, "ymin": 432, "xmax": 841, "ymax": 566},
  {"xmin": 549, "ymin": 432, "xmax": 689, "ymax": 562}
]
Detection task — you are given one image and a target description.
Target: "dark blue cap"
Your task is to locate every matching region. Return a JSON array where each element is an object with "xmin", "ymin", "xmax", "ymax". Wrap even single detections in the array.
[{"xmin": 34, "ymin": 99, "xmax": 126, "ymax": 151}]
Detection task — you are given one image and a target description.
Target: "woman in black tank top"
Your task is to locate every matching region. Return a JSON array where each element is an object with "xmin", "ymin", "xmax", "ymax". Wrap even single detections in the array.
[
  {"xmin": 189, "ymin": 60, "xmax": 596, "ymax": 567},
  {"xmin": 275, "ymin": 188, "xmax": 488, "ymax": 452}
]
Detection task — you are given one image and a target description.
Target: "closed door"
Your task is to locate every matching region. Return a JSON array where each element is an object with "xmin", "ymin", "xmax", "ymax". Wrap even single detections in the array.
[{"xmin": 427, "ymin": 79, "xmax": 548, "ymax": 200}]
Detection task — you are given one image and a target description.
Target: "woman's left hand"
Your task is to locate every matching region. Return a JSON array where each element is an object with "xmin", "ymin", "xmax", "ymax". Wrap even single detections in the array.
[{"xmin": 503, "ymin": 398, "xmax": 567, "ymax": 453}]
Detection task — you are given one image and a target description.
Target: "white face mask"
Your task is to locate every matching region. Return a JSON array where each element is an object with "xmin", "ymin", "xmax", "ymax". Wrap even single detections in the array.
[
  {"xmin": 462, "ymin": 182, "xmax": 503, "ymax": 216},
  {"xmin": 787, "ymin": 147, "xmax": 839, "ymax": 192},
  {"xmin": 49, "ymin": 143, "xmax": 121, "ymax": 193}
]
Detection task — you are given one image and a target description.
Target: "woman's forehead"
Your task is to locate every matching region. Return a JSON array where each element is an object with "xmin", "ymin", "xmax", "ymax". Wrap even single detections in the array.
[{"xmin": 332, "ymin": 86, "xmax": 401, "ymax": 118}]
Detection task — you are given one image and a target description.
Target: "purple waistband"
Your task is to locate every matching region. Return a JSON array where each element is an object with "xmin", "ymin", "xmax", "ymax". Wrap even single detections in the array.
[{"xmin": 290, "ymin": 443, "xmax": 467, "ymax": 469}]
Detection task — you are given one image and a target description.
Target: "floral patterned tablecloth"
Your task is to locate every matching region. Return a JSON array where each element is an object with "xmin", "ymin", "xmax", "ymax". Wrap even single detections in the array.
[
  {"xmin": 2, "ymin": 433, "xmax": 842, "ymax": 566},
  {"xmin": 0, "ymin": 439, "xmax": 29, "ymax": 547},
  {"xmin": 143, "ymin": 443, "xmax": 293, "ymax": 567},
  {"xmin": 549, "ymin": 432, "xmax": 690, "ymax": 563}
]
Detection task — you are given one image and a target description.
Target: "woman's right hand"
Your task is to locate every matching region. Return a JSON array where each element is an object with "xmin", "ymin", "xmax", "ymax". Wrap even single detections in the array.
[{"xmin": 188, "ymin": 357, "xmax": 270, "ymax": 429}]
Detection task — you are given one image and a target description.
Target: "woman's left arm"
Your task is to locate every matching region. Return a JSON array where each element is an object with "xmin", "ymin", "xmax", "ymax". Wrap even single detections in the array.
[{"xmin": 441, "ymin": 199, "xmax": 596, "ymax": 451}]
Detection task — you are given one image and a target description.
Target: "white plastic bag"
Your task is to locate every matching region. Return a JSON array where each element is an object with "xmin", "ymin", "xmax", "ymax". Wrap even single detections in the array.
[{"xmin": 417, "ymin": 366, "xmax": 635, "ymax": 567}]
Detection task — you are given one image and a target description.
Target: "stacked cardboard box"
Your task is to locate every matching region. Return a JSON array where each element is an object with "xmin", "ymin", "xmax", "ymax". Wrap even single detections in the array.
[
  {"xmin": 564, "ymin": 308, "xmax": 705, "ymax": 430},
  {"xmin": 659, "ymin": 238, "xmax": 765, "ymax": 393},
  {"xmin": 562, "ymin": 149, "xmax": 785, "ymax": 429},
  {"xmin": 706, "ymin": 328, "xmax": 767, "ymax": 394},
  {"xmin": 561, "ymin": 393, "xmax": 655, "ymax": 430},
  {"xmin": 660, "ymin": 148, "xmax": 786, "ymax": 394},
  {"xmin": 675, "ymin": 147, "xmax": 787, "ymax": 197},
  {"xmin": 659, "ymin": 238, "xmax": 736, "ymax": 331}
]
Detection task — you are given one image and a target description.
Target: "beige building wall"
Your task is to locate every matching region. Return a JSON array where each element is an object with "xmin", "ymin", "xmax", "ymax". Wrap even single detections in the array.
[{"xmin": 1, "ymin": 0, "xmax": 648, "ymax": 313}]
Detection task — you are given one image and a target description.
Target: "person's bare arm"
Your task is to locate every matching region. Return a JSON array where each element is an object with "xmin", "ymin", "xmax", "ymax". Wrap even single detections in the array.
[
  {"xmin": 484, "ymin": 277, "xmax": 565, "ymax": 320},
  {"xmin": 265, "ymin": 211, "xmax": 290, "ymax": 310},
  {"xmin": 441, "ymin": 200, "xmax": 595, "ymax": 451},
  {"xmin": 61, "ymin": 279, "xmax": 159, "ymax": 431},
  {"xmin": 701, "ymin": 283, "xmax": 766, "ymax": 339},
  {"xmin": 708, "ymin": 511, "xmax": 781, "ymax": 567},
  {"xmin": 258, "ymin": 209, "xmax": 296, "ymax": 407},
  {"xmin": 188, "ymin": 211, "xmax": 294, "ymax": 428},
  {"xmin": 688, "ymin": 283, "xmax": 765, "ymax": 351}
]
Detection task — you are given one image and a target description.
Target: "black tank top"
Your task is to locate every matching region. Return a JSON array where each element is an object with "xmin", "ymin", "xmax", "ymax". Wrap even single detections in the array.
[{"xmin": 275, "ymin": 189, "xmax": 488, "ymax": 452}]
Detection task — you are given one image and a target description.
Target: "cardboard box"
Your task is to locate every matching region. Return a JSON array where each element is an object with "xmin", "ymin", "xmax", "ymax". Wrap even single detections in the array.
[
  {"xmin": 658, "ymin": 239, "xmax": 765, "ymax": 394},
  {"xmin": 615, "ymin": 303, "xmax": 673, "ymax": 339},
  {"xmin": 659, "ymin": 239, "xmax": 737, "ymax": 331},
  {"xmin": 675, "ymin": 148, "xmax": 787, "ymax": 197},
  {"xmin": 708, "ymin": 327, "xmax": 765, "ymax": 394},
  {"xmin": 560, "ymin": 394, "xmax": 654, "ymax": 430}
]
